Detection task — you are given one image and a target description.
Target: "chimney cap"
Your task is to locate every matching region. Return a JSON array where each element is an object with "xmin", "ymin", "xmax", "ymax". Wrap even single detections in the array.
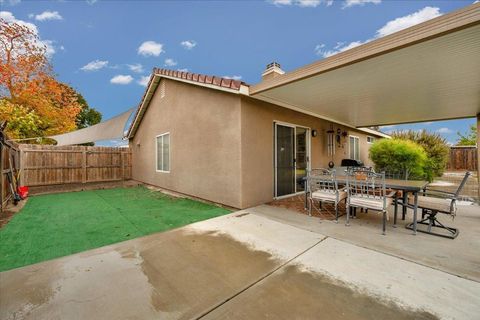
[{"xmin": 266, "ymin": 62, "xmax": 282, "ymax": 69}]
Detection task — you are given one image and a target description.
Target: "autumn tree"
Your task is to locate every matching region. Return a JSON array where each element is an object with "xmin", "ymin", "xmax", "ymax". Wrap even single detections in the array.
[{"xmin": 0, "ymin": 18, "xmax": 84, "ymax": 140}]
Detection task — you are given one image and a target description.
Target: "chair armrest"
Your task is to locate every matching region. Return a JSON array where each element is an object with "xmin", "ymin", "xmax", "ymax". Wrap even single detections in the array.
[
  {"xmin": 421, "ymin": 191, "xmax": 456, "ymax": 200},
  {"xmin": 424, "ymin": 187, "xmax": 456, "ymax": 195}
]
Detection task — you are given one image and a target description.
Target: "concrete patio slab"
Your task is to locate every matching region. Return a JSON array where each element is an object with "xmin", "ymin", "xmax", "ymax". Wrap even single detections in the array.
[
  {"xmin": 0, "ymin": 212, "xmax": 322, "ymax": 320},
  {"xmin": 205, "ymin": 237, "xmax": 480, "ymax": 319},
  {"xmin": 251, "ymin": 204, "xmax": 480, "ymax": 282},
  {"xmin": 1, "ymin": 207, "xmax": 479, "ymax": 320}
]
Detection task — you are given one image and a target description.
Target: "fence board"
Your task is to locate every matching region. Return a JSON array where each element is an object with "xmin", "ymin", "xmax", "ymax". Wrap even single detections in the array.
[
  {"xmin": 447, "ymin": 146, "xmax": 477, "ymax": 171},
  {"xmin": 20, "ymin": 144, "xmax": 131, "ymax": 187}
]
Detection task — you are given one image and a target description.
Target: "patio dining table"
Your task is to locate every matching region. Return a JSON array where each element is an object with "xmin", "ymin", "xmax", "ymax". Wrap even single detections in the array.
[{"xmin": 305, "ymin": 175, "xmax": 429, "ymax": 234}]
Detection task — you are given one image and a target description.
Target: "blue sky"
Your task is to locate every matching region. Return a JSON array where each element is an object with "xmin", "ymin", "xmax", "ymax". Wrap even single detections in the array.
[{"xmin": 1, "ymin": 0, "xmax": 476, "ymax": 145}]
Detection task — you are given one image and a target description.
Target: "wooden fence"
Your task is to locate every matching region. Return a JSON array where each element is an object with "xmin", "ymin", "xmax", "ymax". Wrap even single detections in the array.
[
  {"xmin": 19, "ymin": 144, "xmax": 132, "ymax": 187},
  {"xmin": 0, "ymin": 138, "xmax": 20, "ymax": 212},
  {"xmin": 447, "ymin": 146, "xmax": 477, "ymax": 171}
]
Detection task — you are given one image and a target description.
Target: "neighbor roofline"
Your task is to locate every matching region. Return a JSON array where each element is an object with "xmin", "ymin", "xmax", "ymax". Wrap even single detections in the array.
[{"xmin": 250, "ymin": 3, "xmax": 480, "ymax": 95}]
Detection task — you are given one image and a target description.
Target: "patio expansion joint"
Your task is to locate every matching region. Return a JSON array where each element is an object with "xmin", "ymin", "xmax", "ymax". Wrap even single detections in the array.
[{"xmin": 193, "ymin": 236, "xmax": 329, "ymax": 320}]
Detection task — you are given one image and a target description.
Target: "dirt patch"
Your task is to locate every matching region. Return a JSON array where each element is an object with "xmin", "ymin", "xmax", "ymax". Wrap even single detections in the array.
[
  {"xmin": 268, "ymin": 194, "xmax": 344, "ymax": 220},
  {"xmin": 0, "ymin": 199, "xmax": 27, "ymax": 228},
  {"xmin": 205, "ymin": 264, "xmax": 438, "ymax": 320}
]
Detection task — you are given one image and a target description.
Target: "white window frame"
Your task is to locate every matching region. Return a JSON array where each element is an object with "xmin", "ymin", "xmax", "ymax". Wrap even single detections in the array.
[
  {"xmin": 367, "ymin": 136, "xmax": 375, "ymax": 144},
  {"xmin": 349, "ymin": 135, "xmax": 360, "ymax": 160},
  {"xmin": 155, "ymin": 132, "xmax": 170, "ymax": 173}
]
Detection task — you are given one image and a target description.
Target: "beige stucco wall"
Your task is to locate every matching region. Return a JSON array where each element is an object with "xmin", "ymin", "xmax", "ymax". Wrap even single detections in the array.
[
  {"xmin": 130, "ymin": 79, "xmax": 383, "ymax": 209},
  {"xmin": 130, "ymin": 79, "xmax": 242, "ymax": 208},
  {"xmin": 239, "ymin": 96, "xmax": 378, "ymax": 208}
]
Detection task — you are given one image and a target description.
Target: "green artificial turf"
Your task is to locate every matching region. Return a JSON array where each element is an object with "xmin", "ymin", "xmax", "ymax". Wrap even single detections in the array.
[{"xmin": 0, "ymin": 186, "xmax": 230, "ymax": 272}]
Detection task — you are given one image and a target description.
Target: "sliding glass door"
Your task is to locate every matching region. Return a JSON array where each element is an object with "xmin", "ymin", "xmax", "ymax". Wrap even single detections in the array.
[{"xmin": 274, "ymin": 123, "xmax": 310, "ymax": 197}]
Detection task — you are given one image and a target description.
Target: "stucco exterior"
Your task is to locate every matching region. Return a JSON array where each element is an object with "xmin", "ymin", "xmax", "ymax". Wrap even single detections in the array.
[
  {"xmin": 130, "ymin": 78, "xmax": 384, "ymax": 209},
  {"xmin": 130, "ymin": 79, "xmax": 242, "ymax": 208},
  {"xmin": 239, "ymin": 96, "xmax": 377, "ymax": 208}
]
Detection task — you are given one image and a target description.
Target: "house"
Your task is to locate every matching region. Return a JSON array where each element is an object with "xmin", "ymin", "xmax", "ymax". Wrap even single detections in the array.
[
  {"xmin": 127, "ymin": 64, "xmax": 388, "ymax": 209},
  {"xmin": 128, "ymin": 3, "xmax": 480, "ymax": 208}
]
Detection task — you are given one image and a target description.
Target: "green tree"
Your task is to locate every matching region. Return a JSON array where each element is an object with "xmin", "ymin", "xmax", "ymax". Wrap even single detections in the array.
[
  {"xmin": 74, "ymin": 91, "xmax": 102, "ymax": 129},
  {"xmin": 456, "ymin": 125, "xmax": 477, "ymax": 146},
  {"xmin": 369, "ymin": 139, "xmax": 428, "ymax": 181},
  {"xmin": 391, "ymin": 129, "xmax": 449, "ymax": 178}
]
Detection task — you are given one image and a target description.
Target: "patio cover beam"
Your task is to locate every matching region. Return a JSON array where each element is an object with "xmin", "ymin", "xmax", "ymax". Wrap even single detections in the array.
[{"xmin": 250, "ymin": 3, "xmax": 480, "ymax": 128}]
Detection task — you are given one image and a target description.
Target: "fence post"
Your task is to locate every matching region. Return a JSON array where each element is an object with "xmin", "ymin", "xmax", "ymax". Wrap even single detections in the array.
[
  {"xmin": 82, "ymin": 149, "xmax": 87, "ymax": 184},
  {"xmin": 120, "ymin": 150, "xmax": 124, "ymax": 180},
  {"xmin": 0, "ymin": 144, "xmax": 4, "ymax": 212},
  {"xmin": 19, "ymin": 147, "xmax": 24, "ymax": 187}
]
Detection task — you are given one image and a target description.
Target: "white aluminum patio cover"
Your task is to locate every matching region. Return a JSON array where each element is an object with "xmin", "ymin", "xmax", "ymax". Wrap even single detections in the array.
[{"xmin": 48, "ymin": 108, "xmax": 134, "ymax": 146}]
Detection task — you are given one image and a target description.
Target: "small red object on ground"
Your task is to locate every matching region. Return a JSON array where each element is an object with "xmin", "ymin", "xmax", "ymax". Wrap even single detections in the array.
[{"xmin": 17, "ymin": 186, "xmax": 29, "ymax": 199}]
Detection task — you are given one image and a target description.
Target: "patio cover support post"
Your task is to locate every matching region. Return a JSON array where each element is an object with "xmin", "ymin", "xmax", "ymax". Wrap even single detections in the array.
[{"xmin": 477, "ymin": 113, "xmax": 480, "ymax": 202}]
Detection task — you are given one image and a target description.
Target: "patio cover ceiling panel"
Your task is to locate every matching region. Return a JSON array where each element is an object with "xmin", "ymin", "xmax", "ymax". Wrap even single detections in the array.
[{"xmin": 250, "ymin": 6, "xmax": 480, "ymax": 127}]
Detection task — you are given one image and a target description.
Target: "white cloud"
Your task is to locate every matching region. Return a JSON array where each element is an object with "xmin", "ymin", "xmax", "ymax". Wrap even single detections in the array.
[
  {"xmin": 180, "ymin": 40, "xmax": 197, "ymax": 50},
  {"xmin": 317, "ymin": 7, "xmax": 442, "ymax": 58},
  {"xmin": 376, "ymin": 6, "xmax": 441, "ymax": 37},
  {"xmin": 34, "ymin": 11, "xmax": 63, "ymax": 22},
  {"xmin": 223, "ymin": 75, "xmax": 242, "ymax": 81},
  {"xmin": 43, "ymin": 40, "xmax": 56, "ymax": 57},
  {"xmin": 343, "ymin": 0, "xmax": 381, "ymax": 9},
  {"xmin": 177, "ymin": 68, "xmax": 189, "ymax": 72},
  {"xmin": 137, "ymin": 41, "xmax": 164, "ymax": 57},
  {"xmin": 127, "ymin": 63, "xmax": 144, "ymax": 73},
  {"xmin": 437, "ymin": 127, "xmax": 453, "ymax": 134},
  {"xmin": 86, "ymin": 0, "xmax": 98, "ymax": 4},
  {"xmin": 110, "ymin": 75, "xmax": 133, "ymax": 85},
  {"xmin": 164, "ymin": 58, "xmax": 177, "ymax": 67},
  {"xmin": 137, "ymin": 75, "xmax": 150, "ymax": 87},
  {"xmin": 269, "ymin": 0, "xmax": 326, "ymax": 7},
  {"xmin": 81, "ymin": 59, "xmax": 109, "ymax": 71},
  {"xmin": 316, "ymin": 40, "xmax": 367, "ymax": 58}
]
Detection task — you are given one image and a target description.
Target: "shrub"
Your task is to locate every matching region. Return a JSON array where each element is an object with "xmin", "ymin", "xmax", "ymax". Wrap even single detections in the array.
[
  {"xmin": 391, "ymin": 130, "xmax": 449, "ymax": 178},
  {"xmin": 369, "ymin": 139, "xmax": 428, "ymax": 180}
]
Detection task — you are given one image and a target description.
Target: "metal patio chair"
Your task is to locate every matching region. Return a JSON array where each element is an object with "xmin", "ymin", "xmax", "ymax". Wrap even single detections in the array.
[
  {"xmin": 346, "ymin": 168, "xmax": 395, "ymax": 235},
  {"xmin": 307, "ymin": 168, "xmax": 347, "ymax": 222},
  {"xmin": 405, "ymin": 172, "xmax": 471, "ymax": 239}
]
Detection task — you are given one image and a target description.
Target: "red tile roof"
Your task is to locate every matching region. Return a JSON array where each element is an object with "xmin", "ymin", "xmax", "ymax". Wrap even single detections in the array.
[{"xmin": 153, "ymin": 68, "xmax": 248, "ymax": 91}]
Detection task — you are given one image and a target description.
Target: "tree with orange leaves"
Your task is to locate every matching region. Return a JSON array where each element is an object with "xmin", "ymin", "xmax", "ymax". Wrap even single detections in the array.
[{"xmin": 0, "ymin": 18, "xmax": 82, "ymax": 140}]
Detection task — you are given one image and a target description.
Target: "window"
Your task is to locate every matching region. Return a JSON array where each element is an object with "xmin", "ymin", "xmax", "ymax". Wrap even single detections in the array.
[
  {"xmin": 349, "ymin": 136, "xmax": 360, "ymax": 160},
  {"xmin": 156, "ymin": 133, "xmax": 170, "ymax": 172},
  {"xmin": 367, "ymin": 136, "xmax": 375, "ymax": 144}
]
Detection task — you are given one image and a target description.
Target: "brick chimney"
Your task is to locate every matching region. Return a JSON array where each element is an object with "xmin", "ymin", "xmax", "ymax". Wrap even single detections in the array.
[{"xmin": 262, "ymin": 62, "xmax": 285, "ymax": 81}]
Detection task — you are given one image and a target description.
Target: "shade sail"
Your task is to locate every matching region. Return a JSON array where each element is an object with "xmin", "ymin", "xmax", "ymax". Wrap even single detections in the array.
[
  {"xmin": 49, "ymin": 108, "xmax": 134, "ymax": 146},
  {"xmin": 250, "ymin": 4, "xmax": 480, "ymax": 127}
]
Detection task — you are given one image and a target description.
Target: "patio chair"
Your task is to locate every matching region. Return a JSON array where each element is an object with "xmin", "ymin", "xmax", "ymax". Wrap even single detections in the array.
[
  {"xmin": 307, "ymin": 168, "xmax": 347, "ymax": 222},
  {"xmin": 346, "ymin": 168, "xmax": 395, "ymax": 235},
  {"xmin": 405, "ymin": 172, "xmax": 471, "ymax": 239}
]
